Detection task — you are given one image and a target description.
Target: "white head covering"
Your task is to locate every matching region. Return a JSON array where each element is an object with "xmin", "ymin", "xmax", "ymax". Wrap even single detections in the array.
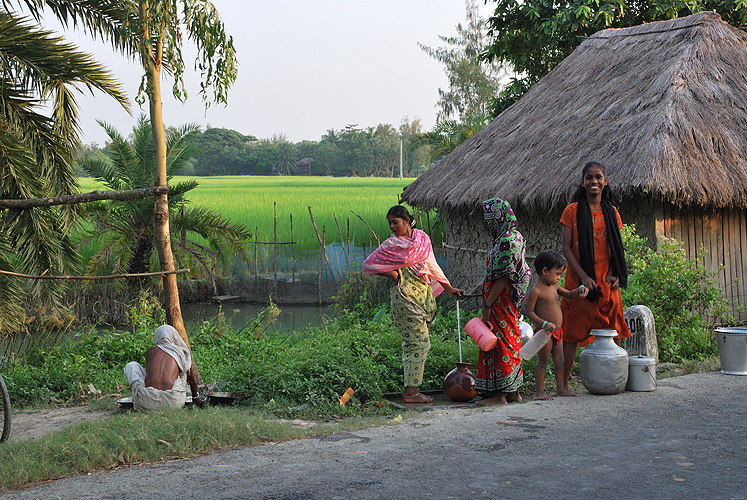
[{"xmin": 154, "ymin": 324, "xmax": 192, "ymax": 374}]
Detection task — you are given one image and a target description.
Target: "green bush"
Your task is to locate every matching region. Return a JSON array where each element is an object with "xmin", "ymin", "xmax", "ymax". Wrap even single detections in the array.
[
  {"xmin": 2, "ymin": 301, "xmax": 480, "ymax": 414},
  {"xmin": 621, "ymin": 225, "xmax": 734, "ymax": 363}
]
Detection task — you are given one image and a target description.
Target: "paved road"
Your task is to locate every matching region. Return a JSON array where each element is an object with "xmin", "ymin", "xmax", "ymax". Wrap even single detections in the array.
[{"xmin": 4, "ymin": 372, "xmax": 746, "ymax": 500}]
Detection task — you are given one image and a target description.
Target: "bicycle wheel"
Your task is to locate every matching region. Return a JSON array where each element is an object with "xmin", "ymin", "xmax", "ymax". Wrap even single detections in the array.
[{"xmin": 0, "ymin": 373, "xmax": 10, "ymax": 442}]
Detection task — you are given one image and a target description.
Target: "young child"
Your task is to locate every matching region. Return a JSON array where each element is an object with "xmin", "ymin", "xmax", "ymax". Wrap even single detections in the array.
[{"xmin": 524, "ymin": 250, "xmax": 588, "ymax": 400}]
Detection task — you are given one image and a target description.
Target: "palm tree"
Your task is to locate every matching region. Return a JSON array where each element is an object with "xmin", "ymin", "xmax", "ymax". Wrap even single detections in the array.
[
  {"xmin": 0, "ymin": 1, "xmax": 130, "ymax": 330},
  {"xmin": 410, "ymin": 113, "xmax": 491, "ymax": 165},
  {"xmin": 79, "ymin": 116, "xmax": 252, "ymax": 286}
]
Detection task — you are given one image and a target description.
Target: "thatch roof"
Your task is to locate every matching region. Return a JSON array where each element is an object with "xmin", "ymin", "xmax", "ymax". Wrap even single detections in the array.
[{"xmin": 402, "ymin": 12, "xmax": 747, "ymax": 212}]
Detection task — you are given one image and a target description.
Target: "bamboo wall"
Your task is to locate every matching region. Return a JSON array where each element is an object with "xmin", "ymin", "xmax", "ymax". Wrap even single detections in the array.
[{"xmin": 655, "ymin": 202, "xmax": 747, "ymax": 322}]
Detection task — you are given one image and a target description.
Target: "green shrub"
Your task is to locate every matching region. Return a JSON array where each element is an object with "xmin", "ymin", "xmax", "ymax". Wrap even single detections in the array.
[
  {"xmin": 621, "ymin": 225, "xmax": 734, "ymax": 363},
  {"xmin": 2, "ymin": 303, "xmax": 480, "ymax": 415}
]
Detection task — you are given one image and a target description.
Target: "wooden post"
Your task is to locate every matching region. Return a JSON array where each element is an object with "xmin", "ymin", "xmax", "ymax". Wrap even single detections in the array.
[
  {"xmin": 317, "ymin": 225, "xmax": 323, "ymax": 306},
  {"xmin": 273, "ymin": 202, "xmax": 278, "ymax": 299},
  {"xmin": 308, "ymin": 206, "xmax": 333, "ymax": 272},
  {"xmin": 290, "ymin": 213, "xmax": 295, "ymax": 283},
  {"xmin": 254, "ymin": 226, "xmax": 259, "ymax": 283},
  {"xmin": 333, "ymin": 213, "xmax": 349, "ymax": 271}
]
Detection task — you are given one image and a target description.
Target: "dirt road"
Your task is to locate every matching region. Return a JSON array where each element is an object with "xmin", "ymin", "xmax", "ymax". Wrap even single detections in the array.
[{"xmin": 3, "ymin": 371, "xmax": 746, "ymax": 500}]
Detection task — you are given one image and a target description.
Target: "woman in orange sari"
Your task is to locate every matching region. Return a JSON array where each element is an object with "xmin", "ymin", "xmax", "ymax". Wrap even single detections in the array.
[{"xmin": 560, "ymin": 161, "xmax": 631, "ymax": 395}]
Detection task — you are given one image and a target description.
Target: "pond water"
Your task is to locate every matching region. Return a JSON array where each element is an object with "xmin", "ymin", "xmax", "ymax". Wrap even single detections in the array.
[{"xmin": 181, "ymin": 302, "xmax": 335, "ymax": 334}]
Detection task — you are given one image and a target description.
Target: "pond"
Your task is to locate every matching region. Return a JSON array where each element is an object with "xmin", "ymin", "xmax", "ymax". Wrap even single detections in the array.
[{"xmin": 181, "ymin": 302, "xmax": 335, "ymax": 334}]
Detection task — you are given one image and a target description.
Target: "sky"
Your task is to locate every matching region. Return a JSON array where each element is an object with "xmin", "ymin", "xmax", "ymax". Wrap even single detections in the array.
[{"xmin": 38, "ymin": 0, "xmax": 494, "ymax": 146}]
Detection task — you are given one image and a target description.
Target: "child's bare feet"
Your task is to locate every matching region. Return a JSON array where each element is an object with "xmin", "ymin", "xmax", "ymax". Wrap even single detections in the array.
[
  {"xmin": 506, "ymin": 391, "xmax": 522, "ymax": 403},
  {"xmin": 475, "ymin": 394, "xmax": 507, "ymax": 406},
  {"xmin": 533, "ymin": 392, "xmax": 554, "ymax": 401},
  {"xmin": 556, "ymin": 389, "xmax": 579, "ymax": 397},
  {"xmin": 402, "ymin": 392, "xmax": 433, "ymax": 404}
]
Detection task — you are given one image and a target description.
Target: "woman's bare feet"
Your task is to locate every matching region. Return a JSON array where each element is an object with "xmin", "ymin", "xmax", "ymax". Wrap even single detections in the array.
[
  {"xmin": 556, "ymin": 389, "xmax": 579, "ymax": 397},
  {"xmin": 475, "ymin": 394, "xmax": 507, "ymax": 406},
  {"xmin": 533, "ymin": 392, "xmax": 554, "ymax": 401},
  {"xmin": 506, "ymin": 391, "xmax": 522, "ymax": 403},
  {"xmin": 402, "ymin": 392, "xmax": 433, "ymax": 404}
]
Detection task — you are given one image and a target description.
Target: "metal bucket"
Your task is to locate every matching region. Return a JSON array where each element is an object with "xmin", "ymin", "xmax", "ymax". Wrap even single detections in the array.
[
  {"xmin": 626, "ymin": 356, "xmax": 656, "ymax": 391},
  {"xmin": 714, "ymin": 327, "xmax": 747, "ymax": 375}
]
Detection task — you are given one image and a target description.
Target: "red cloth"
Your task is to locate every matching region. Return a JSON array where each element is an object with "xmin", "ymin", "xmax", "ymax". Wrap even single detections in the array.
[
  {"xmin": 475, "ymin": 281, "xmax": 523, "ymax": 393},
  {"xmin": 559, "ymin": 203, "xmax": 631, "ymax": 346}
]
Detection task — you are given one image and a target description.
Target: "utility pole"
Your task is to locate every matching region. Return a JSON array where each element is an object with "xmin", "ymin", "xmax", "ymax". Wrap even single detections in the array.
[{"xmin": 399, "ymin": 137, "xmax": 403, "ymax": 180}]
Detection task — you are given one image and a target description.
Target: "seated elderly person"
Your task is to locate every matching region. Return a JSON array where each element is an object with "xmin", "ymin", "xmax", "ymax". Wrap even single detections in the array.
[{"xmin": 124, "ymin": 324, "xmax": 202, "ymax": 411}]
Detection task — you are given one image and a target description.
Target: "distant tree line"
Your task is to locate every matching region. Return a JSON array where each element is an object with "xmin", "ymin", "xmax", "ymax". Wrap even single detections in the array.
[{"xmin": 77, "ymin": 117, "xmax": 431, "ymax": 177}]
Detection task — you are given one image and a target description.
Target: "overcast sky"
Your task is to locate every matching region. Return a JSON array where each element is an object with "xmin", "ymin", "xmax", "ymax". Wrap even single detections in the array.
[{"xmin": 39, "ymin": 1, "xmax": 494, "ymax": 146}]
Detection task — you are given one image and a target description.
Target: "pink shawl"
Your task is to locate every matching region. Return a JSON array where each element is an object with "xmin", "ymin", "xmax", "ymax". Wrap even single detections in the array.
[{"xmin": 363, "ymin": 229, "xmax": 449, "ymax": 297}]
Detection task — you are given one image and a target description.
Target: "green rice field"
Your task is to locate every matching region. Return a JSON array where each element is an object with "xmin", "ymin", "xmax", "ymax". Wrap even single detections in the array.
[{"xmin": 77, "ymin": 176, "xmax": 442, "ymax": 250}]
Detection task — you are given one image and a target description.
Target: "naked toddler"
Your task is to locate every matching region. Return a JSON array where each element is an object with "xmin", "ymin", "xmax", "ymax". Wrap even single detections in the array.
[{"xmin": 524, "ymin": 250, "xmax": 587, "ymax": 400}]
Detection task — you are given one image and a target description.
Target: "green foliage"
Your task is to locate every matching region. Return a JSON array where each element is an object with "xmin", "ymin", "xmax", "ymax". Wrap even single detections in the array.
[
  {"xmin": 621, "ymin": 225, "xmax": 733, "ymax": 363},
  {"xmin": 419, "ymin": 0, "xmax": 504, "ymax": 122},
  {"xmin": 77, "ymin": 116, "xmax": 252, "ymax": 280},
  {"xmin": 2, "ymin": 304, "xmax": 479, "ymax": 415},
  {"xmin": 177, "ymin": 118, "xmax": 428, "ymax": 177},
  {"xmin": 482, "ymin": 0, "xmax": 747, "ymax": 113},
  {"xmin": 127, "ymin": 290, "xmax": 167, "ymax": 333},
  {"xmin": 0, "ymin": 3, "xmax": 131, "ymax": 333}
]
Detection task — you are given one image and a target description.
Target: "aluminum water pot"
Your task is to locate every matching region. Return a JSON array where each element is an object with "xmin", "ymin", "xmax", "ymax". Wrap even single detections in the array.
[{"xmin": 579, "ymin": 329, "xmax": 629, "ymax": 394}]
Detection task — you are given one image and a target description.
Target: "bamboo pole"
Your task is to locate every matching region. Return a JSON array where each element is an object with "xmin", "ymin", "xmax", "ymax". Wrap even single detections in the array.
[
  {"xmin": 308, "ymin": 206, "xmax": 333, "ymax": 271},
  {"xmin": 0, "ymin": 268, "xmax": 190, "ymax": 280},
  {"xmin": 317, "ymin": 227, "xmax": 323, "ymax": 306},
  {"xmin": 0, "ymin": 186, "xmax": 169, "ymax": 209},
  {"xmin": 273, "ymin": 202, "xmax": 278, "ymax": 298},
  {"xmin": 352, "ymin": 210, "xmax": 380, "ymax": 246},
  {"xmin": 254, "ymin": 226, "xmax": 259, "ymax": 283},
  {"xmin": 290, "ymin": 213, "xmax": 295, "ymax": 283},
  {"xmin": 333, "ymin": 212, "xmax": 349, "ymax": 270}
]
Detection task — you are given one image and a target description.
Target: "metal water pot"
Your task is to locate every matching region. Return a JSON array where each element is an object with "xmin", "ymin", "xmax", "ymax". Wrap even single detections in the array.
[{"xmin": 579, "ymin": 329, "xmax": 629, "ymax": 394}]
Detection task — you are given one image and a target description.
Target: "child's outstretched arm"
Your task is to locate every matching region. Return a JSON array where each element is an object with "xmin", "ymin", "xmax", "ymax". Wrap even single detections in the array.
[{"xmin": 557, "ymin": 284, "xmax": 589, "ymax": 299}]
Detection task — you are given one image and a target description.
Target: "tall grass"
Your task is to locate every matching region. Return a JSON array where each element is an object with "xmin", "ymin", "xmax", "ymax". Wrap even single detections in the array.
[{"xmin": 76, "ymin": 176, "xmax": 436, "ymax": 249}]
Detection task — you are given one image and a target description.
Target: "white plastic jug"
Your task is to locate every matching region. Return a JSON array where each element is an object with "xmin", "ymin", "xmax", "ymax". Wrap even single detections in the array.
[{"xmin": 519, "ymin": 329, "xmax": 551, "ymax": 360}]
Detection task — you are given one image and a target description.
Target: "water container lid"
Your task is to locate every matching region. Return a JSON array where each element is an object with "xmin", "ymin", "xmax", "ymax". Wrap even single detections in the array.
[
  {"xmin": 590, "ymin": 329, "xmax": 618, "ymax": 337},
  {"xmin": 628, "ymin": 355, "xmax": 655, "ymax": 365},
  {"xmin": 714, "ymin": 327, "xmax": 747, "ymax": 335}
]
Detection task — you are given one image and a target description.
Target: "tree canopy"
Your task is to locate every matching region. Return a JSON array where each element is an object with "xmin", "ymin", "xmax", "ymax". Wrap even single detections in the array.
[{"xmin": 419, "ymin": 0, "xmax": 504, "ymax": 122}]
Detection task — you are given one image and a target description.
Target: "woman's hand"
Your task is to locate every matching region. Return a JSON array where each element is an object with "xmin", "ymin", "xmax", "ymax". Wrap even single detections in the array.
[
  {"xmin": 481, "ymin": 305, "xmax": 491, "ymax": 324},
  {"xmin": 444, "ymin": 284, "xmax": 465, "ymax": 298},
  {"xmin": 606, "ymin": 274, "xmax": 620, "ymax": 291},
  {"xmin": 581, "ymin": 275, "xmax": 598, "ymax": 292}
]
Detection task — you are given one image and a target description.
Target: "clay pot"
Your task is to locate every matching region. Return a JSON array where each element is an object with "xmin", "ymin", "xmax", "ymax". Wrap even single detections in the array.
[{"xmin": 443, "ymin": 362, "xmax": 478, "ymax": 402}]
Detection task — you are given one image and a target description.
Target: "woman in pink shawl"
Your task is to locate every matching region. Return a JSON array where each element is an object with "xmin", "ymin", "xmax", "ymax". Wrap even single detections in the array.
[{"xmin": 364, "ymin": 205, "xmax": 464, "ymax": 404}]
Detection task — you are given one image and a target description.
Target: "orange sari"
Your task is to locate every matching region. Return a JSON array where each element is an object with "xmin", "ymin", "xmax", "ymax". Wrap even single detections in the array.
[{"xmin": 560, "ymin": 203, "xmax": 631, "ymax": 346}]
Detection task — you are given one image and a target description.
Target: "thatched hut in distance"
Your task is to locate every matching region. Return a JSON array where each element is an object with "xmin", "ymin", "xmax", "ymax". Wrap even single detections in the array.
[{"xmin": 402, "ymin": 12, "xmax": 747, "ymax": 320}]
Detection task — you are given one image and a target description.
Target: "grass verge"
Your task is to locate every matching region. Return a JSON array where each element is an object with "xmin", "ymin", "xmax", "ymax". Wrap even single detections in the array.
[{"xmin": 0, "ymin": 405, "xmax": 405, "ymax": 492}]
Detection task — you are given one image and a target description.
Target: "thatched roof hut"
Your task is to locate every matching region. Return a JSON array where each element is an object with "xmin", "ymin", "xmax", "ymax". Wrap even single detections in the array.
[
  {"xmin": 403, "ymin": 11, "xmax": 747, "ymax": 212},
  {"xmin": 402, "ymin": 12, "xmax": 747, "ymax": 320}
]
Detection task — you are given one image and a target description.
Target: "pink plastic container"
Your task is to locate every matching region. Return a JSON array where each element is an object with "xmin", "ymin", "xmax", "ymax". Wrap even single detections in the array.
[{"xmin": 465, "ymin": 317, "xmax": 498, "ymax": 351}]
